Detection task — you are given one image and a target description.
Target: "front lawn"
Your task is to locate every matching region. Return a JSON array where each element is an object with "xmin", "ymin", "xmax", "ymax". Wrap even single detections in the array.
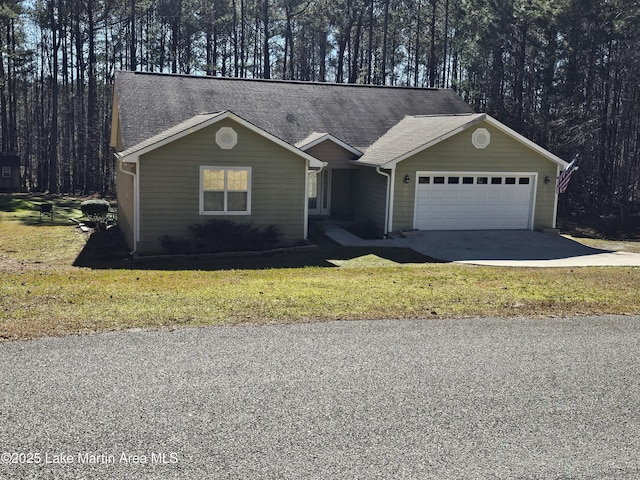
[{"xmin": 1, "ymin": 194, "xmax": 640, "ymax": 341}]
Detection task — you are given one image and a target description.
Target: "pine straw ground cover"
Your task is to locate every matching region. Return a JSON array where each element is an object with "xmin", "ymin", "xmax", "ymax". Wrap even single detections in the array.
[{"xmin": 1, "ymin": 194, "xmax": 640, "ymax": 341}]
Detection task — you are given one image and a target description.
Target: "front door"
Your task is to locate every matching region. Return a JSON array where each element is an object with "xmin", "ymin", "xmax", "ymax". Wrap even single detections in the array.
[{"xmin": 308, "ymin": 170, "xmax": 331, "ymax": 216}]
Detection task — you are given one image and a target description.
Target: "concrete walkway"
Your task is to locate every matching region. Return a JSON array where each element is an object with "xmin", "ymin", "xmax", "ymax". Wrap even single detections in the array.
[{"xmin": 322, "ymin": 224, "xmax": 640, "ymax": 267}]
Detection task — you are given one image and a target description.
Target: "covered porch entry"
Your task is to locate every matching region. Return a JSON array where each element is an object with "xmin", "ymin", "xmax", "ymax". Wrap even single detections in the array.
[{"xmin": 308, "ymin": 168, "xmax": 355, "ymax": 219}]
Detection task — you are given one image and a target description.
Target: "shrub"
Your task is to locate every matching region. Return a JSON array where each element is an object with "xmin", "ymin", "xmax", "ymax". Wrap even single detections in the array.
[
  {"xmin": 80, "ymin": 199, "xmax": 110, "ymax": 218},
  {"xmin": 160, "ymin": 219, "xmax": 282, "ymax": 254},
  {"xmin": 160, "ymin": 235, "xmax": 195, "ymax": 255}
]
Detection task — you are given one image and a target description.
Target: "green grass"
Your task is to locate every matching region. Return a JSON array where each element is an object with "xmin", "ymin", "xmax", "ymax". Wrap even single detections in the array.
[
  {"xmin": 1, "ymin": 194, "xmax": 640, "ymax": 341},
  {"xmin": 564, "ymin": 235, "xmax": 640, "ymax": 253},
  {"xmin": 0, "ymin": 194, "xmax": 88, "ymax": 266}
]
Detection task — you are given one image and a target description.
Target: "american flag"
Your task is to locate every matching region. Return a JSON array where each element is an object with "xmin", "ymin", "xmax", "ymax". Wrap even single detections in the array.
[{"xmin": 557, "ymin": 154, "xmax": 579, "ymax": 194}]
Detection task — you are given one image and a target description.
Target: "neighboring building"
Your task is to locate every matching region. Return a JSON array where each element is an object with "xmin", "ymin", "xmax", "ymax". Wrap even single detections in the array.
[
  {"xmin": 111, "ymin": 71, "xmax": 567, "ymax": 255},
  {"xmin": 0, "ymin": 153, "xmax": 20, "ymax": 192}
]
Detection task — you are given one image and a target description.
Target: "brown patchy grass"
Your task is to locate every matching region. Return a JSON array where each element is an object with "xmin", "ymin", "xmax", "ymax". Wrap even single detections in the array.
[{"xmin": 2, "ymin": 194, "xmax": 640, "ymax": 341}]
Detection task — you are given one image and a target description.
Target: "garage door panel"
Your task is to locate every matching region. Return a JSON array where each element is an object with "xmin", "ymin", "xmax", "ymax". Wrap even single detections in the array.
[
  {"xmin": 415, "ymin": 173, "xmax": 535, "ymax": 230},
  {"xmin": 445, "ymin": 190, "xmax": 461, "ymax": 200},
  {"xmin": 487, "ymin": 190, "xmax": 502, "ymax": 201},
  {"xmin": 474, "ymin": 191, "xmax": 488, "ymax": 201},
  {"xmin": 459, "ymin": 191, "xmax": 475, "ymax": 201}
]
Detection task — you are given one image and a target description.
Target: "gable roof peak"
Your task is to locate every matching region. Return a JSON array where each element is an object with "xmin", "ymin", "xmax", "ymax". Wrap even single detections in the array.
[
  {"xmin": 296, "ymin": 132, "xmax": 363, "ymax": 157},
  {"xmin": 116, "ymin": 109, "xmax": 325, "ymax": 168}
]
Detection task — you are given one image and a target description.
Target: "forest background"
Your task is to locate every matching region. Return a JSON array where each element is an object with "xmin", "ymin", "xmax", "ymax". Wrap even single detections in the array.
[{"xmin": 0, "ymin": 0, "xmax": 638, "ymax": 219}]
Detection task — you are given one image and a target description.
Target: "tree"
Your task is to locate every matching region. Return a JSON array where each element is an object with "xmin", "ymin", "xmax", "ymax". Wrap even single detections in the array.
[{"xmin": 0, "ymin": 0, "xmax": 636, "ymax": 220}]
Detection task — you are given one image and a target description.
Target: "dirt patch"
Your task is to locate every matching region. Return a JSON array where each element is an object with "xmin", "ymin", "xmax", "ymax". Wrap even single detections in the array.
[{"xmin": 0, "ymin": 255, "xmax": 74, "ymax": 273}]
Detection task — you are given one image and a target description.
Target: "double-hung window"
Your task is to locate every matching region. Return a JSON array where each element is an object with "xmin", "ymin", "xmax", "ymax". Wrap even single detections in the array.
[
  {"xmin": 200, "ymin": 166, "xmax": 251, "ymax": 215},
  {"xmin": 1, "ymin": 166, "xmax": 10, "ymax": 178}
]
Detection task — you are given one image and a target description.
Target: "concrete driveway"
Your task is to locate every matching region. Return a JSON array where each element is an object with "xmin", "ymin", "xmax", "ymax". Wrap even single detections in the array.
[{"xmin": 323, "ymin": 225, "xmax": 640, "ymax": 267}]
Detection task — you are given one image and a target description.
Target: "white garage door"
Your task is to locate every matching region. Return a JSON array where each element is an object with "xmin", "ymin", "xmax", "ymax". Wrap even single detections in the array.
[{"xmin": 414, "ymin": 173, "xmax": 535, "ymax": 230}]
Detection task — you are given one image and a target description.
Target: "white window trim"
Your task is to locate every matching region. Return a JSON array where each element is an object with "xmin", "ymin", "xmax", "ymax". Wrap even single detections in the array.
[
  {"xmin": 1, "ymin": 166, "xmax": 10, "ymax": 178},
  {"xmin": 199, "ymin": 166, "xmax": 252, "ymax": 215}
]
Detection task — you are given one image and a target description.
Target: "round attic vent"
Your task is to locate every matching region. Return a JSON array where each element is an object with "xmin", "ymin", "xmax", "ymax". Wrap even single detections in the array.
[
  {"xmin": 216, "ymin": 127, "xmax": 238, "ymax": 150},
  {"xmin": 472, "ymin": 128, "xmax": 491, "ymax": 149}
]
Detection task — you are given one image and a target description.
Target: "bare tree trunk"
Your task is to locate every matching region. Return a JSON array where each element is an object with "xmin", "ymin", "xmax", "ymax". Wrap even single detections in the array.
[
  {"xmin": 49, "ymin": 0, "xmax": 59, "ymax": 193},
  {"xmin": 366, "ymin": 0, "xmax": 374, "ymax": 83},
  {"xmin": 205, "ymin": 18, "xmax": 214, "ymax": 75},
  {"xmin": 381, "ymin": 0, "xmax": 389, "ymax": 84},
  {"xmin": 414, "ymin": 0, "xmax": 422, "ymax": 87},
  {"xmin": 232, "ymin": 0, "xmax": 239, "ymax": 76},
  {"xmin": 171, "ymin": 1, "xmax": 180, "ymax": 73},
  {"xmin": 0, "ymin": 31, "xmax": 8, "ymax": 152},
  {"xmin": 514, "ymin": 20, "xmax": 527, "ymax": 129},
  {"xmin": 74, "ymin": 5, "xmax": 86, "ymax": 191},
  {"xmin": 319, "ymin": 29, "xmax": 327, "ymax": 82},
  {"xmin": 262, "ymin": 0, "xmax": 270, "ymax": 78},
  {"xmin": 349, "ymin": 9, "xmax": 364, "ymax": 83},
  {"xmin": 283, "ymin": 5, "xmax": 294, "ymax": 79},
  {"xmin": 428, "ymin": 0, "xmax": 437, "ymax": 87},
  {"xmin": 86, "ymin": 0, "xmax": 99, "ymax": 192},
  {"xmin": 441, "ymin": 0, "xmax": 449, "ymax": 87},
  {"xmin": 240, "ymin": 0, "xmax": 246, "ymax": 77},
  {"xmin": 130, "ymin": 0, "xmax": 136, "ymax": 70}
]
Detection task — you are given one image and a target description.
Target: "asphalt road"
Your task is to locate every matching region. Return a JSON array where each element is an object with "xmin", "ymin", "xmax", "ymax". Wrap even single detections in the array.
[{"xmin": 1, "ymin": 316, "xmax": 640, "ymax": 479}]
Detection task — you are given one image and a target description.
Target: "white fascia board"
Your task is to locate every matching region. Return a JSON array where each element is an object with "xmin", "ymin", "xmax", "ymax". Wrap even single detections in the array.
[
  {"xmin": 483, "ymin": 116, "xmax": 568, "ymax": 168},
  {"xmin": 298, "ymin": 133, "xmax": 363, "ymax": 158},
  {"xmin": 116, "ymin": 111, "xmax": 326, "ymax": 168},
  {"xmin": 355, "ymin": 114, "xmax": 568, "ymax": 170},
  {"xmin": 357, "ymin": 114, "xmax": 487, "ymax": 169},
  {"xmin": 116, "ymin": 112, "xmax": 225, "ymax": 162}
]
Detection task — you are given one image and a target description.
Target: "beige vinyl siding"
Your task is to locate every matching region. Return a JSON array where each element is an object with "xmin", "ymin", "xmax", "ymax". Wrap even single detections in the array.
[
  {"xmin": 351, "ymin": 166, "xmax": 388, "ymax": 234},
  {"xmin": 116, "ymin": 160, "xmax": 136, "ymax": 251},
  {"xmin": 136, "ymin": 119, "xmax": 307, "ymax": 254},
  {"xmin": 392, "ymin": 121, "xmax": 559, "ymax": 232}
]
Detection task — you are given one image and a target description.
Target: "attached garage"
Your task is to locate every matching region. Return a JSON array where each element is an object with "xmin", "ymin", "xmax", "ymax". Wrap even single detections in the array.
[
  {"xmin": 353, "ymin": 113, "xmax": 567, "ymax": 237},
  {"xmin": 414, "ymin": 172, "xmax": 536, "ymax": 230}
]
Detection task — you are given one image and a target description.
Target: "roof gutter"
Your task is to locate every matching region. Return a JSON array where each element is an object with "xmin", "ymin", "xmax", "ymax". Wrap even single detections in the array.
[{"xmin": 376, "ymin": 166, "xmax": 394, "ymax": 238}]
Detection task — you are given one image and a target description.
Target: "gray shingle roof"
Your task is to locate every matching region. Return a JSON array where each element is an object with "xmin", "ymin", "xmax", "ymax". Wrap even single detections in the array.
[
  {"xmin": 295, "ymin": 132, "xmax": 330, "ymax": 148},
  {"xmin": 114, "ymin": 71, "xmax": 475, "ymax": 152},
  {"xmin": 355, "ymin": 113, "xmax": 486, "ymax": 167},
  {"xmin": 116, "ymin": 112, "xmax": 224, "ymax": 159}
]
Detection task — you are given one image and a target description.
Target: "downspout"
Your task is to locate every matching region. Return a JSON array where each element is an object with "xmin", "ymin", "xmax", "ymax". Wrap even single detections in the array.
[
  {"xmin": 376, "ymin": 166, "xmax": 394, "ymax": 238},
  {"xmin": 552, "ymin": 163, "xmax": 561, "ymax": 228},
  {"xmin": 117, "ymin": 156, "xmax": 139, "ymax": 254}
]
